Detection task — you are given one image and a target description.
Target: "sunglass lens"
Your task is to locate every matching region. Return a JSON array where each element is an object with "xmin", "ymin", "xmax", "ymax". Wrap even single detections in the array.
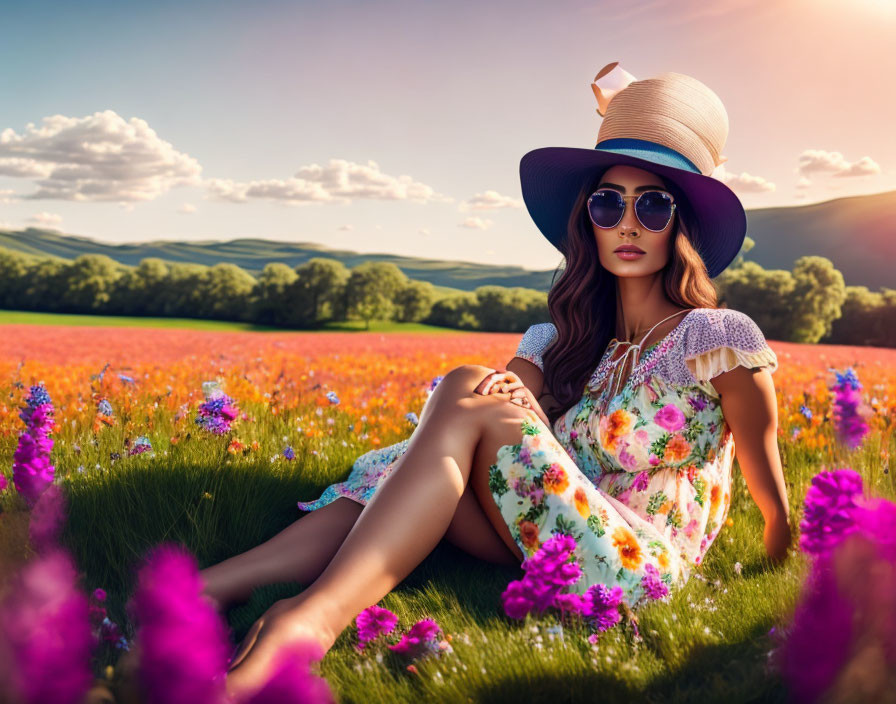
[
  {"xmin": 588, "ymin": 190, "xmax": 624, "ymax": 228},
  {"xmin": 635, "ymin": 191, "xmax": 674, "ymax": 231}
]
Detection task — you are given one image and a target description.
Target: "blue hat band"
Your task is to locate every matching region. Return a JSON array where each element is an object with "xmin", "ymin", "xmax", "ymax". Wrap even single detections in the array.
[{"xmin": 594, "ymin": 138, "xmax": 702, "ymax": 175}]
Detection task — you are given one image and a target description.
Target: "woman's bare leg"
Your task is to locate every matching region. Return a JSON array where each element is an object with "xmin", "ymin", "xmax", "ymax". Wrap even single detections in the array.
[
  {"xmin": 226, "ymin": 364, "xmax": 529, "ymax": 684},
  {"xmin": 199, "ymin": 497, "xmax": 364, "ymax": 611}
]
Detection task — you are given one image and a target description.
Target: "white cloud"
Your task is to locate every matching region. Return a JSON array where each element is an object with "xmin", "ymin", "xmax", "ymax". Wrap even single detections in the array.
[
  {"xmin": 0, "ymin": 110, "xmax": 202, "ymax": 201},
  {"xmin": 179, "ymin": 203, "xmax": 197, "ymax": 214},
  {"xmin": 27, "ymin": 211, "xmax": 63, "ymax": 228},
  {"xmin": 206, "ymin": 158, "xmax": 453, "ymax": 205},
  {"xmin": 338, "ymin": 224, "xmax": 354, "ymax": 231},
  {"xmin": 0, "ymin": 189, "xmax": 18, "ymax": 203},
  {"xmin": 459, "ymin": 190, "xmax": 523, "ymax": 211},
  {"xmin": 418, "ymin": 227, "xmax": 431, "ymax": 235},
  {"xmin": 459, "ymin": 216, "xmax": 494, "ymax": 230},
  {"xmin": 712, "ymin": 164, "xmax": 775, "ymax": 193},
  {"xmin": 795, "ymin": 176, "xmax": 812, "ymax": 189},
  {"xmin": 796, "ymin": 149, "xmax": 881, "ymax": 179}
]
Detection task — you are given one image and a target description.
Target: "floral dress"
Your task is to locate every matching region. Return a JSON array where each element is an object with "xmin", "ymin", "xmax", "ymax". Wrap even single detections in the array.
[{"xmin": 297, "ymin": 307, "xmax": 778, "ymax": 605}]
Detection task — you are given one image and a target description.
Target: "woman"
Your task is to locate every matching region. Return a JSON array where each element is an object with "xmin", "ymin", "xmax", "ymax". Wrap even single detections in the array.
[{"xmin": 209, "ymin": 63, "xmax": 792, "ymax": 699}]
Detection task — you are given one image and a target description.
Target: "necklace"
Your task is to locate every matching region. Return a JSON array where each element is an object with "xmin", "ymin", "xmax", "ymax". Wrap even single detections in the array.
[{"xmin": 592, "ymin": 309, "xmax": 691, "ymax": 415}]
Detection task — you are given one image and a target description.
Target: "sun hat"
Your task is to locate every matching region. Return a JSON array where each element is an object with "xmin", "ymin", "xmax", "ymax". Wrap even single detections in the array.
[{"xmin": 519, "ymin": 61, "xmax": 746, "ymax": 278}]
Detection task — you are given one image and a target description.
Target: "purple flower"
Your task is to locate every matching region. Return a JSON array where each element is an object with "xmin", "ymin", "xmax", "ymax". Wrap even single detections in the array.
[
  {"xmin": 0, "ymin": 474, "xmax": 7, "ymax": 492},
  {"xmin": 128, "ymin": 544, "xmax": 232, "ymax": 704},
  {"xmin": 388, "ymin": 618, "xmax": 441, "ymax": 660},
  {"xmin": 584, "ymin": 584, "xmax": 624, "ymax": 632},
  {"xmin": 0, "ymin": 548, "xmax": 94, "ymax": 704},
  {"xmin": 128, "ymin": 436, "xmax": 153, "ymax": 456},
  {"xmin": 355, "ymin": 605, "xmax": 398, "ymax": 650},
  {"xmin": 830, "ymin": 368, "xmax": 870, "ymax": 450},
  {"xmin": 242, "ymin": 640, "xmax": 334, "ymax": 704},
  {"xmin": 429, "ymin": 375, "xmax": 444, "ymax": 391},
  {"xmin": 799, "ymin": 469, "xmax": 864, "ymax": 557},
  {"xmin": 640, "ymin": 563, "xmax": 669, "ymax": 601},
  {"xmin": 12, "ymin": 385, "xmax": 56, "ymax": 507},
  {"xmin": 552, "ymin": 592, "xmax": 587, "ymax": 618},
  {"xmin": 283, "ymin": 446, "xmax": 296, "ymax": 461},
  {"xmin": 97, "ymin": 398, "xmax": 114, "ymax": 416},
  {"xmin": 195, "ymin": 390, "xmax": 239, "ymax": 436},
  {"xmin": 326, "ymin": 391, "xmax": 340, "ymax": 405},
  {"xmin": 93, "ymin": 589, "xmax": 107, "ymax": 602}
]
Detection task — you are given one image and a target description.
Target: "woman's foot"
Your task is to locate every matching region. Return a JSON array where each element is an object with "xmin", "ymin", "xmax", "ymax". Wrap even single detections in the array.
[{"xmin": 224, "ymin": 596, "xmax": 338, "ymax": 701}]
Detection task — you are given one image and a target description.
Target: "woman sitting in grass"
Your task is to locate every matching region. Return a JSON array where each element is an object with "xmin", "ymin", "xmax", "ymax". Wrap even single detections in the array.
[{"xmin": 202, "ymin": 63, "xmax": 792, "ymax": 699}]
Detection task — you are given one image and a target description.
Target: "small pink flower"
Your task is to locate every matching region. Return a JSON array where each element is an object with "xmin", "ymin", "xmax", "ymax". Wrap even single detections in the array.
[
  {"xmin": 355, "ymin": 605, "xmax": 398, "ymax": 650},
  {"xmin": 653, "ymin": 404, "xmax": 686, "ymax": 433}
]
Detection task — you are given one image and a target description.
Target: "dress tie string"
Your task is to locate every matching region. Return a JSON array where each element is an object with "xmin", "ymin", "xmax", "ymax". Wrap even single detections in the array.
[{"xmin": 595, "ymin": 309, "xmax": 690, "ymax": 415}]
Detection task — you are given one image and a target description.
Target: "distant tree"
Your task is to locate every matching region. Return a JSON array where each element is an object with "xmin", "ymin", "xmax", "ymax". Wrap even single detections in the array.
[
  {"xmin": 289, "ymin": 258, "xmax": 351, "ymax": 326},
  {"xmin": 394, "ymin": 280, "xmax": 437, "ymax": 323},
  {"xmin": 823, "ymin": 285, "xmax": 896, "ymax": 347},
  {"xmin": 160, "ymin": 262, "xmax": 208, "ymax": 318},
  {"xmin": 21, "ymin": 259, "xmax": 69, "ymax": 312},
  {"xmin": 59, "ymin": 254, "xmax": 127, "ymax": 313},
  {"xmin": 253, "ymin": 262, "xmax": 298, "ymax": 326},
  {"xmin": 474, "ymin": 285, "xmax": 549, "ymax": 332},
  {"xmin": 345, "ymin": 262, "xmax": 408, "ymax": 329},
  {"xmin": 111, "ymin": 258, "xmax": 171, "ymax": 316},
  {"xmin": 196, "ymin": 263, "xmax": 258, "ymax": 320},
  {"xmin": 425, "ymin": 292, "xmax": 480, "ymax": 330},
  {"xmin": 788, "ymin": 256, "xmax": 847, "ymax": 343},
  {"xmin": 0, "ymin": 248, "xmax": 33, "ymax": 309}
]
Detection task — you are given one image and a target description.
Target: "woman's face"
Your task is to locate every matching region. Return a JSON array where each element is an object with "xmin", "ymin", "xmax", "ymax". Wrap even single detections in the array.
[{"xmin": 590, "ymin": 164, "xmax": 677, "ymax": 277}]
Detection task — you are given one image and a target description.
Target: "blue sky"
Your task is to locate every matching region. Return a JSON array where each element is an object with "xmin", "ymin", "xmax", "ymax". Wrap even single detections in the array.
[{"xmin": 1, "ymin": 0, "xmax": 894, "ymax": 270}]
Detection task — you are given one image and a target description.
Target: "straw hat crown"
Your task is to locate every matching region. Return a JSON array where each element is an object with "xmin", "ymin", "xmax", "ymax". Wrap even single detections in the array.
[{"xmin": 592, "ymin": 63, "xmax": 730, "ymax": 177}]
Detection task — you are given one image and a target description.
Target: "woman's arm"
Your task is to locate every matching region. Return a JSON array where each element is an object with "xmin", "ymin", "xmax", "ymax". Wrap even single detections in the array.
[{"xmin": 711, "ymin": 365, "xmax": 792, "ymax": 562}]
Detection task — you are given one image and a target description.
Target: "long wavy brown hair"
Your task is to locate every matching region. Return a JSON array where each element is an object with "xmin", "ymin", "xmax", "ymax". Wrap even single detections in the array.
[{"xmin": 541, "ymin": 167, "xmax": 719, "ymax": 426}]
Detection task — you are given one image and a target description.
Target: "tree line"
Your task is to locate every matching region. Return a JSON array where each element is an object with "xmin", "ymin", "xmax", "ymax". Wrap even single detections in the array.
[{"xmin": 0, "ymin": 245, "xmax": 892, "ymax": 346}]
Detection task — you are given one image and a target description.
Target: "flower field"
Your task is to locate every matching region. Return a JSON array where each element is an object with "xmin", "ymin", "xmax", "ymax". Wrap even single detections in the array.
[{"xmin": 0, "ymin": 323, "xmax": 894, "ymax": 703}]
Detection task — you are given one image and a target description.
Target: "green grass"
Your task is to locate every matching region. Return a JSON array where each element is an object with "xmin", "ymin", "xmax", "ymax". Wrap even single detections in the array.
[
  {"xmin": 1, "ymin": 398, "xmax": 892, "ymax": 703},
  {"xmin": 0, "ymin": 309, "xmax": 465, "ymax": 333}
]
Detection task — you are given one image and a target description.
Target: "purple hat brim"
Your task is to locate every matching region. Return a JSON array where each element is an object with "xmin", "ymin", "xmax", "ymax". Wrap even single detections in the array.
[{"xmin": 519, "ymin": 146, "xmax": 747, "ymax": 278}]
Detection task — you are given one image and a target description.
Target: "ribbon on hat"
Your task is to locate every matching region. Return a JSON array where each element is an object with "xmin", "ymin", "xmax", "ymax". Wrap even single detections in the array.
[{"xmin": 591, "ymin": 62, "xmax": 638, "ymax": 117}]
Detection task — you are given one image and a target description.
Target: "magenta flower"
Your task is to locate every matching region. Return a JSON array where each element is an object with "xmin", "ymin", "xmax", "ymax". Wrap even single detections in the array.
[
  {"xmin": 388, "ymin": 618, "xmax": 442, "ymax": 660},
  {"xmin": 12, "ymin": 385, "xmax": 56, "ymax": 507},
  {"xmin": 653, "ymin": 404, "xmax": 686, "ymax": 432},
  {"xmin": 584, "ymin": 584, "xmax": 624, "ymax": 632},
  {"xmin": 0, "ymin": 548, "xmax": 94, "ymax": 704},
  {"xmin": 502, "ymin": 533, "xmax": 582, "ymax": 619},
  {"xmin": 355, "ymin": 604, "xmax": 398, "ymax": 650},
  {"xmin": 799, "ymin": 469, "xmax": 864, "ymax": 557},
  {"xmin": 128, "ymin": 544, "xmax": 232, "ymax": 704},
  {"xmin": 552, "ymin": 592, "xmax": 587, "ymax": 619},
  {"xmin": 640, "ymin": 563, "xmax": 669, "ymax": 601},
  {"xmin": 242, "ymin": 640, "xmax": 334, "ymax": 704},
  {"xmin": 0, "ymin": 474, "xmax": 7, "ymax": 492}
]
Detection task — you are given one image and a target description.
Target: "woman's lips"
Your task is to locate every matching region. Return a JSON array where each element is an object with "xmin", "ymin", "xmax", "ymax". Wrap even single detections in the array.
[{"xmin": 615, "ymin": 250, "xmax": 645, "ymax": 259}]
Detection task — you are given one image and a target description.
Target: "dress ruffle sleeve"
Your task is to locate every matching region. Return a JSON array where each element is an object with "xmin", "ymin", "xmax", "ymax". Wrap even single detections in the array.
[
  {"xmin": 514, "ymin": 322, "xmax": 557, "ymax": 372},
  {"xmin": 682, "ymin": 309, "xmax": 778, "ymax": 389}
]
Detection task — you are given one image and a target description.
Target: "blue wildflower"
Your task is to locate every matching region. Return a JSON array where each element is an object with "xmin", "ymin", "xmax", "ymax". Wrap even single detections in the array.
[
  {"xmin": 405, "ymin": 412, "xmax": 419, "ymax": 426},
  {"xmin": 326, "ymin": 391, "xmax": 340, "ymax": 405},
  {"xmin": 799, "ymin": 404, "xmax": 812, "ymax": 421},
  {"xmin": 98, "ymin": 399, "xmax": 114, "ymax": 416},
  {"xmin": 283, "ymin": 446, "xmax": 295, "ymax": 460},
  {"xmin": 429, "ymin": 376, "xmax": 444, "ymax": 391}
]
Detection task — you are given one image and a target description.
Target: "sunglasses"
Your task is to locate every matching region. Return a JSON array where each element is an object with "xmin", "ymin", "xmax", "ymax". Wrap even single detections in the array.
[{"xmin": 587, "ymin": 188, "xmax": 677, "ymax": 232}]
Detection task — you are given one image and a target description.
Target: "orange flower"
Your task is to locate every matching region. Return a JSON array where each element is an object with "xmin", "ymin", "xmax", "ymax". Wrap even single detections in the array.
[
  {"xmin": 602, "ymin": 409, "xmax": 634, "ymax": 452},
  {"xmin": 663, "ymin": 434, "xmax": 691, "ymax": 462},
  {"xmin": 518, "ymin": 520, "xmax": 540, "ymax": 551},
  {"xmin": 227, "ymin": 438, "xmax": 246, "ymax": 454},
  {"xmin": 542, "ymin": 464, "xmax": 569, "ymax": 495},
  {"xmin": 574, "ymin": 487, "xmax": 590, "ymax": 519},
  {"xmin": 612, "ymin": 526, "xmax": 643, "ymax": 571},
  {"xmin": 710, "ymin": 484, "xmax": 722, "ymax": 514},
  {"xmin": 657, "ymin": 551, "xmax": 670, "ymax": 571}
]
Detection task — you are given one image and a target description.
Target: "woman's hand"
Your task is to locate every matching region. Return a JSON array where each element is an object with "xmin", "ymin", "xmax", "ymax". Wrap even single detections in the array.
[
  {"xmin": 474, "ymin": 369, "xmax": 552, "ymax": 429},
  {"xmin": 474, "ymin": 369, "xmax": 531, "ymax": 409}
]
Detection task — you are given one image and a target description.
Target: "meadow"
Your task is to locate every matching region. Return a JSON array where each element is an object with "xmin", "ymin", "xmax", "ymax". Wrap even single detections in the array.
[{"xmin": 0, "ymin": 317, "xmax": 893, "ymax": 703}]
